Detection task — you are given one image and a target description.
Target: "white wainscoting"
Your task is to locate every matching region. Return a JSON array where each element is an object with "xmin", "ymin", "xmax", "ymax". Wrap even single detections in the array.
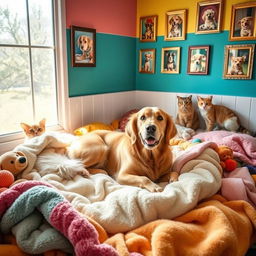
[
  {"xmin": 135, "ymin": 91, "xmax": 256, "ymax": 133},
  {"xmin": 67, "ymin": 91, "xmax": 136, "ymax": 132},
  {"xmin": 67, "ymin": 90, "xmax": 256, "ymax": 133}
]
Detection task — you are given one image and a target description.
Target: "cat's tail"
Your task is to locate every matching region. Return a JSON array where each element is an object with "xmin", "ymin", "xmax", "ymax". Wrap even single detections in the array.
[{"xmin": 237, "ymin": 125, "xmax": 252, "ymax": 135}]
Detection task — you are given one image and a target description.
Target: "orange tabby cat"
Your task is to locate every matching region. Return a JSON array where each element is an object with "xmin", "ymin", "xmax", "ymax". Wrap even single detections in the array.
[
  {"xmin": 20, "ymin": 118, "xmax": 46, "ymax": 140},
  {"xmin": 176, "ymin": 95, "xmax": 199, "ymax": 130},
  {"xmin": 197, "ymin": 96, "xmax": 241, "ymax": 132}
]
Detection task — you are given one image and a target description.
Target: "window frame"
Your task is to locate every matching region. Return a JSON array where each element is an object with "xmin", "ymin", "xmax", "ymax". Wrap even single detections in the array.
[{"xmin": 0, "ymin": 0, "xmax": 69, "ymax": 155}]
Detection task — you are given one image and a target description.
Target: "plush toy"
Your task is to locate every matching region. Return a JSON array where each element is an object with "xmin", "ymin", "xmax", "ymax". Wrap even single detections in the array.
[
  {"xmin": 216, "ymin": 145, "xmax": 238, "ymax": 172},
  {"xmin": 0, "ymin": 151, "xmax": 28, "ymax": 176},
  {"xmin": 74, "ymin": 120, "xmax": 120, "ymax": 136}
]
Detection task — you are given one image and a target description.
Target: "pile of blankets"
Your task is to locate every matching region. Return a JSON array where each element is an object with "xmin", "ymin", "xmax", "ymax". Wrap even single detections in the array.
[{"xmin": 0, "ymin": 131, "xmax": 255, "ymax": 255}]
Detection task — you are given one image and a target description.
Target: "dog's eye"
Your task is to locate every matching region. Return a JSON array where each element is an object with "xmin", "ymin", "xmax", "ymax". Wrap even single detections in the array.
[
  {"xmin": 38, "ymin": 128, "xmax": 42, "ymax": 132},
  {"xmin": 29, "ymin": 129, "xmax": 34, "ymax": 133},
  {"xmin": 140, "ymin": 115, "xmax": 146, "ymax": 120},
  {"xmin": 10, "ymin": 160, "xmax": 14, "ymax": 164},
  {"xmin": 157, "ymin": 115, "xmax": 163, "ymax": 121}
]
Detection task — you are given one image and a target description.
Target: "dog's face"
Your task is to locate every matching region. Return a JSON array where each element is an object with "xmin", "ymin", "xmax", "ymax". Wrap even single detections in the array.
[
  {"xmin": 191, "ymin": 54, "xmax": 206, "ymax": 65},
  {"xmin": 77, "ymin": 35, "xmax": 92, "ymax": 53},
  {"xmin": 170, "ymin": 15, "xmax": 182, "ymax": 26},
  {"xmin": 202, "ymin": 9, "xmax": 215, "ymax": 21},
  {"xmin": 239, "ymin": 16, "xmax": 252, "ymax": 29},
  {"xmin": 231, "ymin": 56, "xmax": 246, "ymax": 68},
  {"xmin": 167, "ymin": 52, "xmax": 175, "ymax": 63},
  {"xmin": 126, "ymin": 107, "xmax": 177, "ymax": 150},
  {"xmin": 144, "ymin": 53, "xmax": 152, "ymax": 62},
  {"xmin": 145, "ymin": 23, "xmax": 153, "ymax": 31}
]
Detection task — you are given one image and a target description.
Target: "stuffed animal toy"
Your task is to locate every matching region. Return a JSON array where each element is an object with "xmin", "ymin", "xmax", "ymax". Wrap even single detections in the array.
[
  {"xmin": 216, "ymin": 145, "xmax": 238, "ymax": 172},
  {"xmin": 0, "ymin": 151, "xmax": 28, "ymax": 176}
]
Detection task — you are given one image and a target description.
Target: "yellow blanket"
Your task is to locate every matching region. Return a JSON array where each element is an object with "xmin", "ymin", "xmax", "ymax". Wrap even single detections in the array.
[{"xmin": 104, "ymin": 195, "xmax": 256, "ymax": 256}]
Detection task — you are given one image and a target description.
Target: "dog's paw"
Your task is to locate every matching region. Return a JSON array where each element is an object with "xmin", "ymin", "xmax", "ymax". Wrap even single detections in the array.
[
  {"xmin": 169, "ymin": 172, "xmax": 179, "ymax": 183},
  {"xmin": 76, "ymin": 168, "xmax": 90, "ymax": 178},
  {"xmin": 144, "ymin": 182, "xmax": 163, "ymax": 193}
]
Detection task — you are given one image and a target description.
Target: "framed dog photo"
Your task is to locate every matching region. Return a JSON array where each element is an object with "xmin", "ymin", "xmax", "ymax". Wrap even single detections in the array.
[
  {"xmin": 187, "ymin": 45, "xmax": 210, "ymax": 75},
  {"xmin": 195, "ymin": 0, "xmax": 223, "ymax": 34},
  {"xmin": 229, "ymin": 2, "xmax": 256, "ymax": 41},
  {"xmin": 71, "ymin": 25, "xmax": 96, "ymax": 67},
  {"xmin": 139, "ymin": 15, "xmax": 158, "ymax": 42},
  {"xmin": 165, "ymin": 9, "xmax": 187, "ymax": 41},
  {"xmin": 161, "ymin": 47, "xmax": 181, "ymax": 74},
  {"xmin": 139, "ymin": 49, "xmax": 155, "ymax": 74},
  {"xmin": 223, "ymin": 44, "xmax": 255, "ymax": 80}
]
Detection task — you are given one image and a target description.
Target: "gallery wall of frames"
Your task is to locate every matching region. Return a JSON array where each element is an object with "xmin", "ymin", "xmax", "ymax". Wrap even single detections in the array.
[{"xmin": 136, "ymin": 0, "xmax": 256, "ymax": 97}]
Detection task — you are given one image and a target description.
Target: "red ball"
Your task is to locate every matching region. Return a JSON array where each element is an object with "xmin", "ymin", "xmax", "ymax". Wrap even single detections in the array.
[
  {"xmin": 0, "ymin": 170, "xmax": 15, "ymax": 187},
  {"xmin": 225, "ymin": 159, "xmax": 237, "ymax": 172}
]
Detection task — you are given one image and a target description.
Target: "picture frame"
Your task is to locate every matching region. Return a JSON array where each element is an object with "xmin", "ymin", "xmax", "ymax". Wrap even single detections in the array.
[
  {"xmin": 223, "ymin": 44, "xmax": 255, "ymax": 80},
  {"xmin": 71, "ymin": 25, "xmax": 96, "ymax": 67},
  {"xmin": 229, "ymin": 2, "xmax": 256, "ymax": 41},
  {"xmin": 139, "ymin": 15, "xmax": 158, "ymax": 42},
  {"xmin": 195, "ymin": 0, "xmax": 223, "ymax": 34},
  {"xmin": 139, "ymin": 49, "xmax": 156, "ymax": 74},
  {"xmin": 187, "ymin": 45, "xmax": 210, "ymax": 75},
  {"xmin": 165, "ymin": 9, "xmax": 187, "ymax": 41},
  {"xmin": 161, "ymin": 47, "xmax": 181, "ymax": 74}
]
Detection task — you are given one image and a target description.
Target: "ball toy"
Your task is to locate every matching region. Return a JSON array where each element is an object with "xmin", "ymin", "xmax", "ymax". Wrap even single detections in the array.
[
  {"xmin": 0, "ymin": 170, "xmax": 15, "ymax": 188},
  {"xmin": 224, "ymin": 159, "xmax": 238, "ymax": 172},
  {"xmin": 192, "ymin": 138, "xmax": 202, "ymax": 143}
]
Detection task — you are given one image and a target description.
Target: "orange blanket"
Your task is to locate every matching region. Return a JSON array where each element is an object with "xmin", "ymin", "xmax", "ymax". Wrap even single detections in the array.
[{"xmin": 105, "ymin": 195, "xmax": 256, "ymax": 256}]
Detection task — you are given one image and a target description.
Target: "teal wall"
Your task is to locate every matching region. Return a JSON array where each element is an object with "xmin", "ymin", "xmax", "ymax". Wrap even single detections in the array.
[
  {"xmin": 136, "ymin": 31, "xmax": 256, "ymax": 97},
  {"xmin": 67, "ymin": 29, "xmax": 136, "ymax": 97}
]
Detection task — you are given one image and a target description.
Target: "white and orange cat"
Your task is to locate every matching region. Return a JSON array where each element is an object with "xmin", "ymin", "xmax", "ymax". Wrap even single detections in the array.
[
  {"xmin": 176, "ymin": 95, "xmax": 200, "ymax": 130},
  {"xmin": 20, "ymin": 118, "xmax": 46, "ymax": 141},
  {"xmin": 197, "ymin": 96, "xmax": 245, "ymax": 132}
]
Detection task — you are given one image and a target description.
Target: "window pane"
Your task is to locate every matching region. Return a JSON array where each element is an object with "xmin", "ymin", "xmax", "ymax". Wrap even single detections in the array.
[
  {"xmin": 0, "ymin": 0, "xmax": 28, "ymax": 45},
  {"xmin": 0, "ymin": 47, "xmax": 33, "ymax": 135},
  {"xmin": 31, "ymin": 48, "xmax": 57, "ymax": 125},
  {"xmin": 29, "ymin": 0, "xmax": 54, "ymax": 46}
]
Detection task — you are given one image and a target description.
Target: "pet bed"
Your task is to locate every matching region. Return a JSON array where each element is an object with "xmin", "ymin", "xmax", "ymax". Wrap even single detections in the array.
[{"xmin": 0, "ymin": 131, "xmax": 255, "ymax": 256}]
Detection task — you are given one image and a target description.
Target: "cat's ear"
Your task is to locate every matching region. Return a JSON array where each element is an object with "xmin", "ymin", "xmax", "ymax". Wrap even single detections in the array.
[
  {"xmin": 20, "ymin": 123, "xmax": 31, "ymax": 132},
  {"xmin": 177, "ymin": 96, "xmax": 181, "ymax": 99},
  {"xmin": 39, "ymin": 118, "xmax": 46, "ymax": 127}
]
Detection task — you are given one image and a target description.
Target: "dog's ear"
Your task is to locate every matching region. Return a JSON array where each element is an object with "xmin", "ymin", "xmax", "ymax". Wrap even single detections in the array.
[
  {"xmin": 242, "ymin": 55, "xmax": 246, "ymax": 62},
  {"xmin": 125, "ymin": 113, "xmax": 138, "ymax": 144},
  {"xmin": 208, "ymin": 96, "xmax": 213, "ymax": 101},
  {"xmin": 197, "ymin": 96, "xmax": 202, "ymax": 101},
  {"xmin": 169, "ymin": 17, "xmax": 174, "ymax": 25},
  {"xmin": 202, "ymin": 11, "xmax": 207, "ymax": 21},
  {"xmin": 165, "ymin": 114, "xmax": 177, "ymax": 143},
  {"xmin": 77, "ymin": 36, "xmax": 81, "ymax": 47},
  {"xmin": 178, "ymin": 16, "xmax": 183, "ymax": 24},
  {"xmin": 188, "ymin": 95, "xmax": 192, "ymax": 100}
]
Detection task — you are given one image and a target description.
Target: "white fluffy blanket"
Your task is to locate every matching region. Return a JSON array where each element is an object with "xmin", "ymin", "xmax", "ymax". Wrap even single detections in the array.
[{"xmin": 15, "ymin": 132, "xmax": 222, "ymax": 233}]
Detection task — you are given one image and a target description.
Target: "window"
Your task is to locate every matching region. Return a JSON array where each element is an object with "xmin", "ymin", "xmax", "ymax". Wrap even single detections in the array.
[{"xmin": 0, "ymin": 0, "xmax": 68, "ymax": 151}]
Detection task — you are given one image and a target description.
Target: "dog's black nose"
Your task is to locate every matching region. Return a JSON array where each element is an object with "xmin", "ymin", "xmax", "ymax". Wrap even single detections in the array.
[
  {"xmin": 19, "ymin": 157, "xmax": 26, "ymax": 164},
  {"xmin": 146, "ymin": 125, "xmax": 156, "ymax": 133}
]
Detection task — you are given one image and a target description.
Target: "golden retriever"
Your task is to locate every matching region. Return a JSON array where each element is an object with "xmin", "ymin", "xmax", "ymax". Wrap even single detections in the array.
[
  {"xmin": 75, "ymin": 35, "xmax": 94, "ymax": 63},
  {"xmin": 67, "ymin": 107, "xmax": 177, "ymax": 192}
]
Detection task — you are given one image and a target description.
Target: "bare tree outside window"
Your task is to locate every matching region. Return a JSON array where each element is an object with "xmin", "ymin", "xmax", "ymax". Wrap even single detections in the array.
[{"xmin": 0, "ymin": 0, "xmax": 58, "ymax": 135}]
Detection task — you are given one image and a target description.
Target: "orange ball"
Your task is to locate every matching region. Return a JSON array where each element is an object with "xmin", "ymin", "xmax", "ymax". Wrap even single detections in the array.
[
  {"xmin": 0, "ymin": 170, "xmax": 15, "ymax": 187},
  {"xmin": 225, "ymin": 159, "xmax": 237, "ymax": 172}
]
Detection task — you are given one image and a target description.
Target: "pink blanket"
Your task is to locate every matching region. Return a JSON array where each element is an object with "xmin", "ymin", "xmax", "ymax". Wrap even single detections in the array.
[
  {"xmin": 193, "ymin": 131, "xmax": 256, "ymax": 165},
  {"xmin": 222, "ymin": 167, "xmax": 256, "ymax": 207}
]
